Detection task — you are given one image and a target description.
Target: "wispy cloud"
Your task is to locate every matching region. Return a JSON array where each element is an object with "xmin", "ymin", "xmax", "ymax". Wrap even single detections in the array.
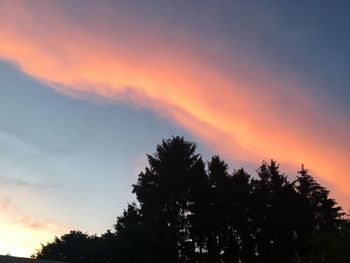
[{"xmin": 0, "ymin": 176, "xmax": 60, "ymax": 189}]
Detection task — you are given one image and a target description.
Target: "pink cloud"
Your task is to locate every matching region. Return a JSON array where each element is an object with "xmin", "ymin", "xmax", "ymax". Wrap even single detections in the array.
[{"xmin": 0, "ymin": 1, "xmax": 349, "ymax": 211}]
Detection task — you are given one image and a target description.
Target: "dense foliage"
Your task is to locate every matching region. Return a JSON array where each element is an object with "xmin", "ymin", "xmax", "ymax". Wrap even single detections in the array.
[{"xmin": 34, "ymin": 137, "xmax": 348, "ymax": 262}]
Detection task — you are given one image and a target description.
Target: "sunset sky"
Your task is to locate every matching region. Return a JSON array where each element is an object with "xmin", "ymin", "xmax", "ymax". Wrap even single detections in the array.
[{"xmin": 0, "ymin": 0, "xmax": 349, "ymax": 257}]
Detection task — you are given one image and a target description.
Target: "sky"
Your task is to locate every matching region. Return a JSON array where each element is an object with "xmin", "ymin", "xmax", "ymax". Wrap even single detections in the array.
[{"xmin": 0, "ymin": 0, "xmax": 349, "ymax": 257}]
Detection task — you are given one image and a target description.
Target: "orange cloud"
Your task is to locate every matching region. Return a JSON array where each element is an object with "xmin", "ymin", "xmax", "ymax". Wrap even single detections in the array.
[{"xmin": 0, "ymin": 0, "xmax": 349, "ymax": 213}]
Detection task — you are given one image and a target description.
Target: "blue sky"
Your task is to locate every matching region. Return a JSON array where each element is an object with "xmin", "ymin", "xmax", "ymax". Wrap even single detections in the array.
[{"xmin": 0, "ymin": 60, "xmax": 198, "ymax": 230}]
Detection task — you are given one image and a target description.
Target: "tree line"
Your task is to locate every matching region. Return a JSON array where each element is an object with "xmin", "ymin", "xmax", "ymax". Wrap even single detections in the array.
[{"xmin": 34, "ymin": 136, "xmax": 349, "ymax": 262}]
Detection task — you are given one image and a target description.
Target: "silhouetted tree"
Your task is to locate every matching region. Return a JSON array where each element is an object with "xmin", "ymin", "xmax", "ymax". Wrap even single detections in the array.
[
  {"xmin": 34, "ymin": 137, "xmax": 345, "ymax": 263},
  {"xmin": 132, "ymin": 136, "xmax": 206, "ymax": 262},
  {"xmin": 295, "ymin": 165, "xmax": 343, "ymax": 232},
  {"xmin": 206, "ymin": 156, "xmax": 230, "ymax": 262},
  {"xmin": 35, "ymin": 231, "xmax": 99, "ymax": 263},
  {"xmin": 227, "ymin": 168, "xmax": 254, "ymax": 263},
  {"xmin": 294, "ymin": 165, "xmax": 344, "ymax": 262},
  {"xmin": 251, "ymin": 160, "xmax": 302, "ymax": 263},
  {"xmin": 294, "ymin": 219, "xmax": 350, "ymax": 263},
  {"xmin": 110, "ymin": 203, "xmax": 165, "ymax": 263}
]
